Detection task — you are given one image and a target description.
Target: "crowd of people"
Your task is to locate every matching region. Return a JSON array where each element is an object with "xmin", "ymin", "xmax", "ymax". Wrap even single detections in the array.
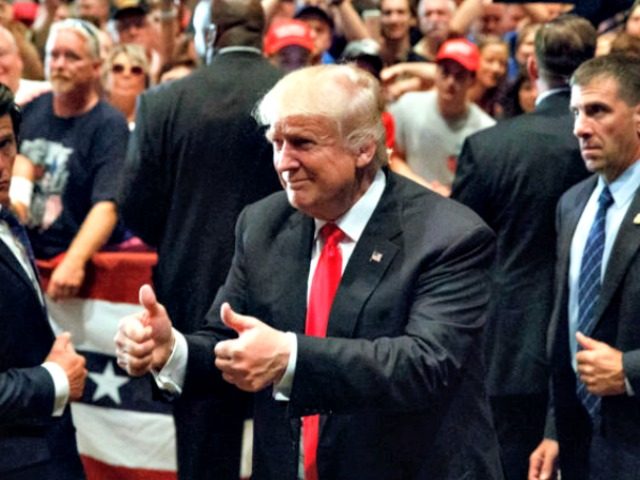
[{"xmin": 1, "ymin": 0, "xmax": 640, "ymax": 479}]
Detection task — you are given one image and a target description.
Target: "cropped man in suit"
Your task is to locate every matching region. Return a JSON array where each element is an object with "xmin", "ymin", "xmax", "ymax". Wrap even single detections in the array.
[
  {"xmin": 529, "ymin": 54, "xmax": 640, "ymax": 480},
  {"xmin": 0, "ymin": 83, "xmax": 87, "ymax": 479},
  {"xmin": 450, "ymin": 15, "xmax": 595, "ymax": 480},
  {"xmin": 118, "ymin": 0, "xmax": 282, "ymax": 478},
  {"xmin": 115, "ymin": 64, "xmax": 504, "ymax": 480}
]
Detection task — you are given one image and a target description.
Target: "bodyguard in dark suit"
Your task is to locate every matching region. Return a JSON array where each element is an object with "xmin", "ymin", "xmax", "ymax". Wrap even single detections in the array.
[
  {"xmin": 530, "ymin": 54, "xmax": 640, "ymax": 480},
  {"xmin": 451, "ymin": 15, "xmax": 595, "ymax": 480},
  {"xmin": 0, "ymin": 84, "xmax": 87, "ymax": 479},
  {"xmin": 118, "ymin": 0, "xmax": 282, "ymax": 478},
  {"xmin": 116, "ymin": 64, "xmax": 504, "ymax": 479}
]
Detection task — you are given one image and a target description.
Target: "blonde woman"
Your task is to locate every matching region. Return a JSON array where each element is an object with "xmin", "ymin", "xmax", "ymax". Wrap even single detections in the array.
[{"xmin": 105, "ymin": 43, "xmax": 150, "ymax": 129}]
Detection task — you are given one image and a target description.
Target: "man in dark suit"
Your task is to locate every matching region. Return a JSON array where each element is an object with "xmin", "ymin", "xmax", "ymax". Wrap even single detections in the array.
[
  {"xmin": 0, "ymin": 83, "xmax": 87, "ymax": 479},
  {"xmin": 450, "ymin": 15, "xmax": 595, "ymax": 480},
  {"xmin": 529, "ymin": 54, "xmax": 640, "ymax": 480},
  {"xmin": 118, "ymin": 0, "xmax": 282, "ymax": 478},
  {"xmin": 115, "ymin": 64, "xmax": 504, "ymax": 480}
]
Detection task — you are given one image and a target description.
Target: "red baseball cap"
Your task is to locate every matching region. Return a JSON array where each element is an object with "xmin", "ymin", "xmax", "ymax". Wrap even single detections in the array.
[
  {"xmin": 264, "ymin": 19, "xmax": 314, "ymax": 56},
  {"xmin": 436, "ymin": 38, "xmax": 480, "ymax": 72},
  {"xmin": 12, "ymin": 2, "xmax": 38, "ymax": 27}
]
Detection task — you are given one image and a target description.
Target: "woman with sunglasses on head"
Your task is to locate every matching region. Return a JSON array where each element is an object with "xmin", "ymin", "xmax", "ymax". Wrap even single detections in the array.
[{"xmin": 105, "ymin": 43, "xmax": 150, "ymax": 130}]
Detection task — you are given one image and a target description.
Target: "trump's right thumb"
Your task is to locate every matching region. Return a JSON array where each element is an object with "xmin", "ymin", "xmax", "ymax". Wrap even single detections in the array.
[{"xmin": 139, "ymin": 284, "xmax": 159, "ymax": 317}]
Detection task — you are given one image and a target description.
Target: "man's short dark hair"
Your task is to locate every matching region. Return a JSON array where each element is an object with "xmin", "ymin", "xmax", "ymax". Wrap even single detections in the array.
[
  {"xmin": 535, "ymin": 14, "xmax": 596, "ymax": 85},
  {"xmin": 571, "ymin": 53, "xmax": 640, "ymax": 106},
  {"xmin": 211, "ymin": 0, "xmax": 265, "ymax": 49},
  {"xmin": 0, "ymin": 83, "xmax": 21, "ymax": 139},
  {"xmin": 294, "ymin": 6, "xmax": 334, "ymax": 31}
]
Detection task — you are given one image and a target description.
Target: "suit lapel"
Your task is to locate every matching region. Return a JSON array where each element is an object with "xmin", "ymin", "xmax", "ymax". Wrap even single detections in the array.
[
  {"xmin": 558, "ymin": 178, "xmax": 596, "ymax": 295},
  {"xmin": 595, "ymin": 186, "xmax": 640, "ymax": 323},
  {"xmin": 550, "ymin": 178, "xmax": 595, "ymax": 363},
  {"xmin": 275, "ymin": 212, "xmax": 314, "ymax": 334},
  {"xmin": 0, "ymin": 239, "xmax": 40, "ymax": 296},
  {"xmin": 327, "ymin": 176, "xmax": 401, "ymax": 338}
]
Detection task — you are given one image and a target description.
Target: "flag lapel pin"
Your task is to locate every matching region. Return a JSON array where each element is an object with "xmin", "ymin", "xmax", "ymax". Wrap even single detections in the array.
[{"xmin": 370, "ymin": 250, "xmax": 383, "ymax": 263}]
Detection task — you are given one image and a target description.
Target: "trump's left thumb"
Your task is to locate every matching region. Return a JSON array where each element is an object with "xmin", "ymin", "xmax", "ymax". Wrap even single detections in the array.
[{"xmin": 220, "ymin": 303, "xmax": 257, "ymax": 334}]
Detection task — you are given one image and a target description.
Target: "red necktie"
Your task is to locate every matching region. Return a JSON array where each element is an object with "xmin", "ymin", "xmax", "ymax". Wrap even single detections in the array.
[{"xmin": 303, "ymin": 223, "xmax": 345, "ymax": 480}]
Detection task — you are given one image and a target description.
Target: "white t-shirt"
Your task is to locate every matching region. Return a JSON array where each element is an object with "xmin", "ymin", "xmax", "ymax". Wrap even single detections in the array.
[{"xmin": 390, "ymin": 90, "xmax": 495, "ymax": 186}]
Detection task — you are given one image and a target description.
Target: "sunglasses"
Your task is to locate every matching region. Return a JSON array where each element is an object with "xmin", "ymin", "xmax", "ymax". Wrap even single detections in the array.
[{"xmin": 112, "ymin": 64, "xmax": 145, "ymax": 75}]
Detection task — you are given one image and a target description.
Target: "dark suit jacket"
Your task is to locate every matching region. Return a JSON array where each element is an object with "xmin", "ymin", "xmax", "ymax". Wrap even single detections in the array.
[
  {"xmin": 119, "ymin": 50, "xmax": 283, "ymax": 479},
  {"xmin": 548, "ymin": 175, "xmax": 640, "ymax": 479},
  {"xmin": 0, "ymin": 238, "xmax": 83, "ymax": 479},
  {"xmin": 184, "ymin": 171, "xmax": 504, "ymax": 480},
  {"xmin": 451, "ymin": 91, "xmax": 589, "ymax": 397},
  {"xmin": 120, "ymin": 50, "xmax": 282, "ymax": 333}
]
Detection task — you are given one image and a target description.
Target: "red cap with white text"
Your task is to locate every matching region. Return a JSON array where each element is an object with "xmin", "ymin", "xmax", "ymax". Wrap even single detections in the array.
[{"xmin": 436, "ymin": 38, "xmax": 480, "ymax": 72}]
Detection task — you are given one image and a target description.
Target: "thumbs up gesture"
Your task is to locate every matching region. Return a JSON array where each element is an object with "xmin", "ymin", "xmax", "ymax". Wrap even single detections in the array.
[
  {"xmin": 46, "ymin": 332, "xmax": 87, "ymax": 401},
  {"xmin": 575, "ymin": 332, "xmax": 625, "ymax": 396},
  {"xmin": 114, "ymin": 285, "xmax": 175, "ymax": 376},
  {"xmin": 214, "ymin": 303, "xmax": 292, "ymax": 392}
]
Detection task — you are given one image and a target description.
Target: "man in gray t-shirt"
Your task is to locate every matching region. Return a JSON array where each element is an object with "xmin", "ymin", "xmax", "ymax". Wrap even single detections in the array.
[{"xmin": 390, "ymin": 38, "xmax": 495, "ymax": 195}]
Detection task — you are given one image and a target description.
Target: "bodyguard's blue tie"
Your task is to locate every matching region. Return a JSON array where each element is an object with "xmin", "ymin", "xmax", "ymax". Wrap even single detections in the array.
[{"xmin": 576, "ymin": 186, "xmax": 614, "ymax": 418}]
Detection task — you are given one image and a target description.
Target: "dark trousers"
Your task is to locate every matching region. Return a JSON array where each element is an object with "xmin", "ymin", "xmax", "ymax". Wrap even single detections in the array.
[
  {"xmin": 174, "ymin": 393, "xmax": 249, "ymax": 480},
  {"xmin": 3, "ymin": 454, "xmax": 85, "ymax": 480},
  {"xmin": 588, "ymin": 429, "xmax": 640, "ymax": 480},
  {"xmin": 491, "ymin": 394, "xmax": 548, "ymax": 480}
]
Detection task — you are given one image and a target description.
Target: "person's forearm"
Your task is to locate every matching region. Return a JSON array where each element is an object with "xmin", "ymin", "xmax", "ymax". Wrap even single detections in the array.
[
  {"xmin": 10, "ymin": 154, "xmax": 36, "ymax": 223},
  {"xmin": 31, "ymin": 5, "xmax": 57, "ymax": 59},
  {"xmin": 334, "ymin": 0, "xmax": 370, "ymax": 41},
  {"xmin": 390, "ymin": 154, "xmax": 428, "ymax": 187},
  {"xmin": 64, "ymin": 201, "xmax": 118, "ymax": 265},
  {"xmin": 261, "ymin": 0, "xmax": 280, "ymax": 24},
  {"xmin": 521, "ymin": 4, "xmax": 553, "ymax": 24},
  {"xmin": 12, "ymin": 26, "xmax": 45, "ymax": 80},
  {"xmin": 450, "ymin": 0, "xmax": 483, "ymax": 36},
  {"xmin": 158, "ymin": 0, "xmax": 179, "ymax": 70}
]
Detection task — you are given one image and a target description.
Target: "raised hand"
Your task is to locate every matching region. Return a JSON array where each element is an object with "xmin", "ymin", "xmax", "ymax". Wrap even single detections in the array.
[
  {"xmin": 45, "ymin": 332, "xmax": 87, "ymax": 401},
  {"xmin": 576, "ymin": 332, "xmax": 625, "ymax": 396},
  {"xmin": 214, "ymin": 302, "xmax": 291, "ymax": 392},
  {"xmin": 114, "ymin": 285, "xmax": 174, "ymax": 376},
  {"xmin": 47, "ymin": 256, "xmax": 85, "ymax": 301}
]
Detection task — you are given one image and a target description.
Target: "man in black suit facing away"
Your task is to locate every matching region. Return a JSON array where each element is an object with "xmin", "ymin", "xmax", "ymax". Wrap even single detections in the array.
[
  {"xmin": 0, "ymin": 83, "xmax": 87, "ymax": 479},
  {"xmin": 115, "ymin": 64, "xmax": 504, "ymax": 480},
  {"xmin": 451, "ymin": 14, "xmax": 596, "ymax": 480},
  {"xmin": 529, "ymin": 54, "xmax": 640, "ymax": 480},
  {"xmin": 118, "ymin": 0, "xmax": 283, "ymax": 478}
]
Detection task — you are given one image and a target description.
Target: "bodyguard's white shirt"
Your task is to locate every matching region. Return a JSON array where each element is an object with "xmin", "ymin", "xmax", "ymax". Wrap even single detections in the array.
[{"xmin": 568, "ymin": 160, "xmax": 640, "ymax": 369}]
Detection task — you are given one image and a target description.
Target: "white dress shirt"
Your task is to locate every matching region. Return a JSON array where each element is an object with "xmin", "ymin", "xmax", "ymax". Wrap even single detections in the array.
[
  {"xmin": 154, "ymin": 170, "xmax": 388, "ymax": 396},
  {"xmin": 568, "ymin": 160, "xmax": 640, "ymax": 371}
]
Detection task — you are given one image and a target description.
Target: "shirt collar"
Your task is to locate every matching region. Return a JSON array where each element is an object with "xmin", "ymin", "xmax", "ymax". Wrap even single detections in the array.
[
  {"xmin": 599, "ymin": 159, "xmax": 640, "ymax": 207},
  {"xmin": 216, "ymin": 46, "xmax": 262, "ymax": 56},
  {"xmin": 535, "ymin": 86, "xmax": 570, "ymax": 107},
  {"xmin": 313, "ymin": 169, "xmax": 386, "ymax": 243}
]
